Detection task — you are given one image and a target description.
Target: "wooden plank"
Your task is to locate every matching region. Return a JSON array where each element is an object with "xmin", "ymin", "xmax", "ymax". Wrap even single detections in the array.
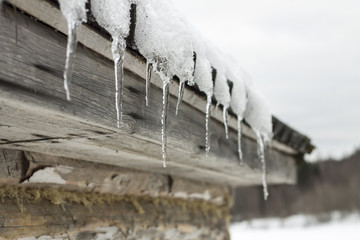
[
  {"xmin": 0, "ymin": 150, "xmax": 230, "ymax": 239},
  {"xmin": 0, "ymin": 187, "xmax": 229, "ymax": 239},
  {"xmin": 0, "ymin": 3, "xmax": 296, "ymax": 186},
  {"xmin": 5, "ymin": 0, "xmax": 298, "ymax": 156},
  {"xmin": 0, "ymin": 149, "xmax": 27, "ymax": 184},
  {"xmin": 0, "ymin": 148, "xmax": 229, "ymax": 206},
  {"xmin": 0, "ymin": 148, "xmax": 230, "ymax": 239}
]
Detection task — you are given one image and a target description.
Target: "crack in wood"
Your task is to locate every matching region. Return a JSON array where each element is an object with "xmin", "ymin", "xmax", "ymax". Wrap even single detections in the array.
[{"xmin": 0, "ymin": 137, "xmax": 68, "ymax": 145}]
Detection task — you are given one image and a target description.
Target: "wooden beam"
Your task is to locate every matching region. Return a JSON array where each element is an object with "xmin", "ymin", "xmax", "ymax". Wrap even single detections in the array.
[
  {"xmin": 0, "ymin": 148, "xmax": 230, "ymax": 239},
  {"xmin": 0, "ymin": 187, "xmax": 229, "ymax": 239},
  {"xmin": 0, "ymin": 148, "xmax": 230, "ymax": 206},
  {"xmin": 5, "ymin": 0, "xmax": 298, "ymax": 156},
  {"xmin": 0, "ymin": 2, "xmax": 296, "ymax": 186}
]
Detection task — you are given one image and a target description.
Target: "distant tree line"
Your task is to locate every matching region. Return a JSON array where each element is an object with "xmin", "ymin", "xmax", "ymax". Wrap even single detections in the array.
[{"xmin": 231, "ymin": 148, "xmax": 360, "ymax": 222}]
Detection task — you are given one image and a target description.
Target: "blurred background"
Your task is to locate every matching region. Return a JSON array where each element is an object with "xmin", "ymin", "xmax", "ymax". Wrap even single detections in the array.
[{"xmin": 174, "ymin": 0, "xmax": 360, "ymax": 238}]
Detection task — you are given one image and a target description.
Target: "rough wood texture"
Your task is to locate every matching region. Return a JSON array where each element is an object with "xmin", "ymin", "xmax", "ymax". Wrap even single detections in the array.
[
  {"xmin": 0, "ymin": 148, "xmax": 230, "ymax": 206},
  {"xmin": 0, "ymin": 149, "xmax": 28, "ymax": 184},
  {"xmin": 0, "ymin": 2, "xmax": 296, "ymax": 186},
  {"xmin": 0, "ymin": 148, "xmax": 230, "ymax": 239},
  {"xmin": 0, "ymin": 188, "xmax": 229, "ymax": 239},
  {"xmin": 6, "ymin": 0, "xmax": 301, "ymax": 156}
]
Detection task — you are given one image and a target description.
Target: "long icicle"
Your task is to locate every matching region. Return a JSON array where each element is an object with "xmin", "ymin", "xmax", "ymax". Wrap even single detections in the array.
[
  {"xmin": 237, "ymin": 115, "xmax": 243, "ymax": 164},
  {"xmin": 161, "ymin": 80, "xmax": 170, "ymax": 168},
  {"xmin": 256, "ymin": 131, "xmax": 269, "ymax": 200},
  {"xmin": 112, "ymin": 36, "xmax": 126, "ymax": 128},
  {"xmin": 175, "ymin": 81, "xmax": 185, "ymax": 115},
  {"xmin": 223, "ymin": 106, "xmax": 229, "ymax": 139},
  {"xmin": 145, "ymin": 61, "xmax": 153, "ymax": 106},
  {"xmin": 205, "ymin": 94, "xmax": 212, "ymax": 157},
  {"xmin": 63, "ymin": 21, "xmax": 80, "ymax": 101}
]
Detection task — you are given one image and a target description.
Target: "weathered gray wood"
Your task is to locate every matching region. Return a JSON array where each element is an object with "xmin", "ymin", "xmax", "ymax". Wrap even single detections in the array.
[
  {"xmin": 0, "ymin": 148, "xmax": 229, "ymax": 206},
  {"xmin": 0, "ymin": 187, "xmax": 229, "ymax": 239},
  {"xmin": 4, "ymin": 0, "xmax": 299, "ymax": 156},
  {"xmin": 0, "ymin": 3, "xmax": 296, "ymax": 186},
  {"xmin": 0, "ymin": 149, "xmax": 230, "ymax": 239},
  {"xmin": 0, "ymin": 149, "xmax": 27, "ymax": 184}
]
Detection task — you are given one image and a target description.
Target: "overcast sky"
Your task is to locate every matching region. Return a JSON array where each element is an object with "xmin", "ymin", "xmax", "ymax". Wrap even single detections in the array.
[{"xmin": 174, "ymin": 0, "xmax": 360, "ymax": 160}]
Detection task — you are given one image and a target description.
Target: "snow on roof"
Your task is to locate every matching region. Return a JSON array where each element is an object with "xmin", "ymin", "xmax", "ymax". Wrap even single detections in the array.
[{"xmin": 59, "ymin": 0, "xmax": 273, "ymax": 199}]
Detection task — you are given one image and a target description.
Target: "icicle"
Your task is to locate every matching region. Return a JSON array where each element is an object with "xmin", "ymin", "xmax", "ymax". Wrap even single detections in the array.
[
  {"xmin": 205, "ymin": 94, "xmax": 212, "ymax": 157},
  {"xmin": 215, "ymin": 103, "xmax": 219, "ymax": 116},
  {"xmin": 161, "ymin": 80, "xmax": 170, "ymax": 168},
  {"xmin": 223, "ymin": 106, "xmax": 229, "ymax": 139},
  {"xmin": 175, "ymin": 81, "xmax": 185, "ymax": 115},
  {"xmin": 237, "ymin": 115, "xmax": 243, "ymax": 164},
  {"xmin": 111, "ymin": 36, "xmax": 126, "ymax": 128},
  {"xmin": 63, "ymin": 21, "xmax": 80, "ymax": 101},
  {"xmin": 145, "ymin": 61, "xmax": 153, "ymax": 106},
  {"xmin": 256, "ymin": 131, "xmax": 269, "ymax": 200},
  {"xmin": 58, "ymin": 0, "xmax": 87, "ymax": 100}
]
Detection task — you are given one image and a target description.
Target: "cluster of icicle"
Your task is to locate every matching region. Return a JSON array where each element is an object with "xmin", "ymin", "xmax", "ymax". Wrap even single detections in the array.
[{"xmin": 58, "ymin": 0, "xmax": 273, "ymax": 200}]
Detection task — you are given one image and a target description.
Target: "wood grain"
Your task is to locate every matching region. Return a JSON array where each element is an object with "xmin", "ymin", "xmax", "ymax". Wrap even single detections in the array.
[
  {"xmin": 0, "ymin": 3, "xmax": 296, "ymax": 186},
  {"xmin": 0, "ymin": 187, "xmax": 229, "ymax": 239}
]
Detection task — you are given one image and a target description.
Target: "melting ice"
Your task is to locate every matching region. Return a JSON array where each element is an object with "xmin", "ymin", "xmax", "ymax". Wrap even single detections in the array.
[
  {"xmin": 161, "ymin": 79, "xmax": 170, "ymax": 167},
  {"xmin": 244, "ymin": 86, "xmax": 273, "ymax": 200},
  {"xmin": 91, "ymin": 0, "xmax": 131, "ymax": 127},
  {"xmin": 88, "ymin": 0, "xmax": 275, "ymax": 177},
  {"xmin": 256, "ymin": 131, "xmax": 269, "ymax": 200},
  {"xmin": 58, "ymin": 0, "xmax": 88, "ymax": 100},
  {"xmin": 145, "ymin": 61, "xmax": 153, "ymax": 106},
  {"xmin": 192, "ymin": 52, "xmax": 213, "ymax": 156},
  {"xmin": 237, "ymin": 115, "xmax": 243, "ymax": 163},
  {"xmin": 223, "ymin": 106, "xmax": 229, "ymax": 139},
  {"xmin": 175, "ymin": 81, "xmax": 185, "ymax": 115},
  {"xmin": 205, "ymin": 94, "xmax": 212, "ymax": 156},
  {"xmin": 135, "ymin": 0, "xmax": 194, "ymax": 163},
  {"xmin": 112, "ymin": 37, "xmax": 126, "ymax": 127}
]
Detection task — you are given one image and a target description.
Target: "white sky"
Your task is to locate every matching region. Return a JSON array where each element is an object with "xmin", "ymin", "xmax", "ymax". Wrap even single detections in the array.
[{"xmin": 173, "ymin": 0, "xmax": 360, "ymax": 160}]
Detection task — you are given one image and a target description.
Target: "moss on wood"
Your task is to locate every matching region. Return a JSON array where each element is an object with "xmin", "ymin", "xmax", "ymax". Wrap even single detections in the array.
[{"xmin": 0, "ymin": 185, "xmax": 230, "ymax": 220}]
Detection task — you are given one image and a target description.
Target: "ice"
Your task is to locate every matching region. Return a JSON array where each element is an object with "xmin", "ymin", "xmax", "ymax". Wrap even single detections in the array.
[
  {"xmin": 88, "ymin": 0, "xmax": 274, "ymax": 171},
  {"xmin": 256, "ymin": 131, "xmax": 269, "ymax": 200},
  {"xmin": 145, "ymin": 61, "xmax": 153, "ymax": 106},
  {"xmin": 215, "ymin": 103, "xmax": 220, "ymax": 115},
  {"xmin": 244, "ymin": 86, "xmax": 273, "ymax": 143},
  {"xmin": 161, "ymin": 79, "xmax": 170, "ymax": 168},
  {"xmin": 237, "ymin": 115, "xmax": 243, "ymax": 164},
  {"xmin": 135, "ymin": 0, "xmax": 194, "ymax": 86},
  {"xmin": 206, "ymin": 45, "xmax": 232, "ymax": 142},
  {"xmin": 91, "ymin": 0, "xmax": 131, "ymax": 38},
  {"xmin": 223, "ymin": 106, "xmax": 229, "ymax": 139},
  {"xmin": 205, "ymin": 94, "xmax": 212, "ymax": 156},
  {"xmin": 175, "ymin": 81, "xmax": 185, "ymax": 115},
  {"xmin": 135, "ymin": 1, "xmax": 196, "ymax": 155},
  {"xmin": 214, "ymin": 72, "xmax": 231, "ymax": 137},
  {"xmin": 244, "ymin": 85, "xmax": 272, "ymax": 199},
  {"xmin": 229, "ymin": 69, "xmax": 247, "ymax": 163},
  {"xmin": 193, "ymin": 56, "xmax": 213, "ymax": 96},
  {"xmin": 112, "ymin": 37, "xmax": 126, "ymax": 126},
  {"xmin": 91, "ymin": 0, "xmax": 132, "ymax": 126},
  {"xmin": 175, "ymin": 52, "xmax": 196, "ymax": 115},
  {"xmin": 214, "ymin": 72, "xmax": 230, "ymax": 109},
  {"xmin": 193, "ymin": 53, "xmax": 213, "ymax": 156},
  {"xmin": 58, "ymin": 0, "xmax": 88, "ymax": 100}
]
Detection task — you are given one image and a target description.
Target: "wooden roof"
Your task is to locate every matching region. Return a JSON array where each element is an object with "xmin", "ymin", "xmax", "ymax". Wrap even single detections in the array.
[{"xmin": 0, "ymin": 0, "xmax": 313, "ymax": 187}]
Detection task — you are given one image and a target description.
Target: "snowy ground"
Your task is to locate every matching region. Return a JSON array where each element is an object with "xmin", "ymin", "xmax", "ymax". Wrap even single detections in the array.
[{"xmin": 230, "ymin": 212, "xmax": 360, "ymax": 240}]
